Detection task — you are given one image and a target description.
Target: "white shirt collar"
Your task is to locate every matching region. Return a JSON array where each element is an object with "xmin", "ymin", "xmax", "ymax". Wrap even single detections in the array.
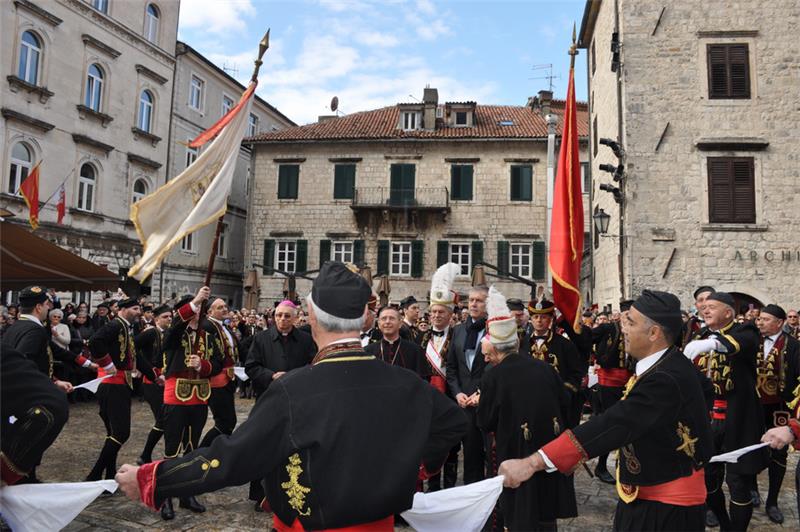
[
  {"xmin": 765, "ymin": 332, "xmax": 781, "ymax": 344},
  {"xmin": 327, "ymin": 337, "xmax": 361, "ymax": 347},
  {"xmin": 635, "ymin": 347, "xmax": 669, "ymax": 376},
  {"xmin": 19, "ymin": 314, "xmax": 43, "ymax": 326}
]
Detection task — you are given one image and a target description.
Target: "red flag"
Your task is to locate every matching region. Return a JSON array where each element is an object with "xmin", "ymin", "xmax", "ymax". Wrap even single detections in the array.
[
  {"xmin": 188, "ymin": 82, "xmax": 257, "ymax": 148},
  {"xmin": 56, "ymin": 183, "xmax": 66, "ymax": 224},
  {"xmin": 19, "ymin": 162, "xmax": 41, "ymax": 230},
  {"xmin": 549, "ymin": 62, "xmax": 584, "ymax": 331}
]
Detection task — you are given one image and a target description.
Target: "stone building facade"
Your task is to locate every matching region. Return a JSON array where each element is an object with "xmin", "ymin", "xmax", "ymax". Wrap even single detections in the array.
[
  {"xmin": 244, "ymin": 88, "xmax": 589, "ymax": 309},
  {"xmin": 580, "ymin": 0, "xmax": 800, "ymax": 311},
  {"xmin": 2, "ymin": 0, "xmax": 179, "ymax": 302},
  {"xmin": 152, "ymin": 41, "xmax": 295, "ymax": 307}
]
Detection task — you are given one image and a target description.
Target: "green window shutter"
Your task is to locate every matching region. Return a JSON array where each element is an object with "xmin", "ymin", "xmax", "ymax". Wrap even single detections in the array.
[
  {"xmin": 377, "ymin": 240, "xmax": 390, "ymax": 275},
  {"xmin": 471, "ymin": 241, "xmax": 484, "ymax": 269},
  {"xmin": 522, "ymin": 166, "xmax": 532, "ymax": 201},
  {"xmin": 436, "ymin": 240, "xmax": 449, "ymax": 267},
  {"xmin": 450, "ymin": 165, "xmax": 473, "ymax": 201},
  {"xmin": 295, "ymin": 240, "xmax": 308, "ymax": 272},
  {"xmin": 497, "ymin": 240, "xmax": 509, "ymax": 274},
  {"xmin": 510, "ymin": 165, "xmax": 532, "ymax": 201},
  {"xmin": 319, "ymin": 239, "xmax": 331, "ymax": 266},
  {"xmin": 390, "ymin": 164, "xmax": 415, "ymax": 205},
  {"xmin": 532, "ymin": 240, "xmax": 546, "ymax": 279},
  {"xmin": 353, "ymin": 239, "xmax": 365, "ymax": 266},
  {"xmin": 334, "ymin": 164, "xmax": 356, "ymax": 199},
  {"xmin": 263, "ymin": 239, "xmax": 275, "ymax": 275},
  {"xmin": 450, "ymin": 166, "xmax": 461, "ymax": 200},
  {"xmin": 411, "ymin": 240, "xmax": 424, "ymax": 278},
  {"xmin": 278, "ymin": 165, "xmax": 299, "ymax": 199}
]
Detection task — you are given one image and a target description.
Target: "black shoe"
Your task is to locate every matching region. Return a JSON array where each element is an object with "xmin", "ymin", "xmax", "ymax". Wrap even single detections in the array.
[
  {"xmin": 705, "ymin": 509, "xmax": 719, "ymax": 528},
  {"xmin": 254, "ymin": 501, "xmax": 264, "ymax": 513},
  {"xmin": 751, "ymin": 489, "xmax": 761, "ymax": 507},
  {"xmin": 179, "ymin": 496, "xmax": 206, "ymax": 513},
  {"xmin": 594, "ymin": 467, "xmax": 615, "ymax": 485},
  {"xmin": 161, "ymin": 498, "xmax": 175, "ymax": 520},
  {"xmin": 765, "ymin": 505, "xmax": 784, "ymax": 524}
]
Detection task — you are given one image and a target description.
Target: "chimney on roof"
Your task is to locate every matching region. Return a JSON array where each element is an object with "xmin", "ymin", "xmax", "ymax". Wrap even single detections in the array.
[
  {"xmin": 422, "ymin": 86, "xmax": 438, "ymax": 131},
  {"xmin": 318, "ymin": 115, "xmax": 338, "ymax": 123},
  {"xmin": 536, "ymin": 89, "xmax": 553, "ymax": 117}
]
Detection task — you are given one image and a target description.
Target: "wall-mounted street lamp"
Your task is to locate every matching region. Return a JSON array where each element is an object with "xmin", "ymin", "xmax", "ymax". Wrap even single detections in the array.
[{"xmin": 593, "ymin": 208, "xmax": 611, "ymax": 235}]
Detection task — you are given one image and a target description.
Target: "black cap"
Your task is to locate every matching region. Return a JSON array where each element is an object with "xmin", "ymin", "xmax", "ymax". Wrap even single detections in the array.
[
  {"xmin": 632, "ymin": 290, "xmax": 683, "ymax": 337},
  {"xmin": 311, "ymin": 262, "xmax": 371, "ymax": 319},
  {"xmin": 506, "ymin": 298, "xmax": 525, "ymax": 311},
  {"xmin": 693, "ymin": 286, "xmax": 716, "ymax": 299},
  {"xmin": 153, "ymin": 304, "xmax": 171, "ymax": 316},
  {"xmin": 528, "ymin": 298, "xmax": 555, "ymax": 315},
  {"xmin": 142, "ymin": 304, "xmax": 153, "ymax": 312},
  {"xmin": 97, "ymin": 302, "xmax": 110, "ymax": 310},
  {"xmin": 706, "ymin": 292, "xmax": 735, "ymax": 309},
  {"xmin": 118, "ymin": 298, "xmax": 140, "ymax": 309},
  {"xmin": 619, "ymin": 299, "xmax": 635, "ymax": 312},
  {"xmin": 19, "ymin": 286, "xmax": 49, "ymax": 306},
  {"xmin": 173, "ymin": 295, "xmax": 193, "ymax": 311},
  {"xmin": 399, "ymin": 296, "xmax": 418, "ymax": 309},
  {"xmin": 761, "ymin": 304, "xmax": 787, "ymax": 320}
]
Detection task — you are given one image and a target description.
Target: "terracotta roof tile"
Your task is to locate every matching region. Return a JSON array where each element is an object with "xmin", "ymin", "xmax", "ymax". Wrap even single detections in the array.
[{"xmin": 247, "ymin": 102, "xmax": 588, "ymax": 143}]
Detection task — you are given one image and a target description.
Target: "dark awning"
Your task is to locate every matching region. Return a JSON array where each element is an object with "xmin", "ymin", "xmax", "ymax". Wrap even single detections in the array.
[{"xmin": 1, "ymin": 221, "xmax": 120, "ymax": 291}]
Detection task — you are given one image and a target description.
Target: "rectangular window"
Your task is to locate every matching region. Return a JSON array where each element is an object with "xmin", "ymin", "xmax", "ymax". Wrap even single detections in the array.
[
  {"xmin": 707, "ymin": 157, "xmax": 755, "ymax": 223},
  {"xmin": 510, "ymin": 165, "xmax": 532, "ymax": 201},
  {"xmin": 449, "ymin": 243, "xmax": 471, "ymax": 276},
  {"xmin": 189, "ymin": 75, "xmax": 204, "ymax": 110},
  {"xmin": 509, "ymin": 243, "xmax": 532, "ymax": 278},
  {"xmin": 707, "ymin": 44, "xmax": 750, "ymax": 99},
  {"xmin": 217, "ymin": 222, "xmax": 228, "ymax": 258},
  {"xmin": 77, "ymin": 178, "xmax": 94, "ymax": 212},
  {"xmin": 591, "ymin": 39, "xmax": 596, "ymax": 75},
  {"xmin": 185, "ymin": 144, "xmax": 198, "ymax": 168},
  {"xmin": 248, "ymin": 113, "xmax": 259, "ymax": 136},
  {"xmin": 278, "ymin": 164, "xmax": 299, "ymax": 199},
  {"xmin": 180, "ymin": 233, "xmax": 195, "ymax": 254},
  {"xmin": 222, "ymin": 95, "xmax": 234, "ymax": 117},
  {"xmin": 581, "ymin": 162, "xmax": 590, "ymax": 193},
  {"xmin": 450, "ymin": 164, "xmax": 473, "ymax": 200},
  {"xmin": 593, "ymin": 116, "xmax": 598, "ymax": 156},
  {"xmin": 455, "ymin": 111, "xmax": 468, "ymax": 125},
  {"xmin": 389, "ymin": 163, "xmax": 415, "ymax": 205},
  {"xmin": 390, "ymin": 242, "xmax": 412, "ymax": 276},
  {"xmin": 332, "ymin": 241, "xmax": 353, "ymax": 263},
  {"xmin": 402, "ymin": 111, "xmax": 419, "ymax": 130},
  {"xmin": 333, "ymin": 164, "xmax": 356, "ymax": 199},
  {"xmin": 276, "ymin": 241, "xmax": 297, "ymax": 273}
]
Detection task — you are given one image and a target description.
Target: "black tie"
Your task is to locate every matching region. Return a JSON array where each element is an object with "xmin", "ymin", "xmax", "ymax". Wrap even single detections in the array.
[{"xmin": 431, "ymin": 329, "xmax": 445, "ymax": 337}]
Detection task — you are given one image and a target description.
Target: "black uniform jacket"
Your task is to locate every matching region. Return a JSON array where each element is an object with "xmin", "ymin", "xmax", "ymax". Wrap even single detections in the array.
[
  {"xmin": 592, "ymin": 322, "xmax": 631, "ymax": 371},
  {"xmin": 527, "ymin": 330, "xmax": 586, "ymax": 394},
  {"xmin": 143, "ymin": 347, "xmax": 468, "ymax": 529},
  {"xmin": 554, "ymin": 347, "xmax": 713, "ymax": 487},
  {"xmin": 134, "ymin": 326, "xmax": 164, "ymax": 371},
  {"xmin": 161, "ymin": 310, "xmax": 223, "ymax": 379},
  {"xmin": 781, "ymin": 334, "xmax": 800, "ymax": 408},
  {"xmin": 2, "ymin": 318, "xmax": 79, "ymax": 377},
  {"xmin": 365, "ymin": 337, "xmax": 431, "ymax": 380},
  {"xmin": 90, "ymin": 317, "xmax": 158, "ymax": 381},
  {"xmin": 244, "ymin": 326, "xmax": 315, "ymax": 397},
  {"xmin": 445, "ymin": 318, "xmax": 488, "ymax": 397}
]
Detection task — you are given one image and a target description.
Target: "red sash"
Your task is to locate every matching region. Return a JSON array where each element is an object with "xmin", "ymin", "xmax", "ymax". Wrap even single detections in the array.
[
  {"xmin": 273, "ymin": 515, "xmax": 393, "ymax": 532},
  {"xmin": 597, "ymin": 367, "xmax": 631, "ymax": 387},
  {"xmin": 636, "ymin": 469, "xmax": 706, "ymax": 506}
]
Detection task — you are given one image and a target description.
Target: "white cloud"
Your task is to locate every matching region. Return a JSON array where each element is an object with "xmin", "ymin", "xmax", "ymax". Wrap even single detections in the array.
[
  {"xmin": 416, "ymin": 0, "xmax": 436, "ymax": 15},
  {"xmin": 354, "ymin": 31, "xmax": 400, "ymax": 48},
  {"xmin": 179, "ymin": 0, "xmax": 256, "ymax": 35}
]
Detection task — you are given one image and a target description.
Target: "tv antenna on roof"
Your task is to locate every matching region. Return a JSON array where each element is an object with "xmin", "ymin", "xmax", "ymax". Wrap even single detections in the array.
[
  {"xmin": 222, "ymin": 62, "xmax": 239, "ymax": 78},
  {"xmin": 328, "ymin": 96, "xmax": 346, "ymax": 116},
  {"xmin": 529, "ymin": 63, "xmax": 560, "ymax": 92}
]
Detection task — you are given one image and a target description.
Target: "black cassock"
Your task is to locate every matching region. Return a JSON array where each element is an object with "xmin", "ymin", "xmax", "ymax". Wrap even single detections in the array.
[
  {"xmin": 365, "ymin": 337, "xmax": 431, "ymax": 380},
  {"xmin": 477, "ymin": 354, "xmax": 577, "ymax": 530},
  {"xmin": 527, "ymin": 331, "xmax": 587, "ymax": 427}
]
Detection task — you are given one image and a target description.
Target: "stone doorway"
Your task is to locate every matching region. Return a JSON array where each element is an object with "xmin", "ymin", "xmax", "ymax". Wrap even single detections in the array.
[{"xmin": 730, "ymin": 291, "xmax": 763, "ymax": 315}]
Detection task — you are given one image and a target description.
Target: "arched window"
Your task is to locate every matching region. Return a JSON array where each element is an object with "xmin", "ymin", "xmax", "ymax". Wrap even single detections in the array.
[
  {"xmin": 18, "ymin": 31, "xmax": 41, "ymax": 85},
  {"xmin": 8, "ymin": 142, "xmax": 32, "ymax": 195},
  {"xmin": 85, "ymin": 64, "xmax": 104, "ymax": 111},
  {"xmin": 78, "ymin": 163, "xmax": 96, "ymax": 211},
  {"xmin": 138, "ymin": 90, "xmax": 153, "ymax": 132},
  {"xmin": 132, "ymin": 178, "xmax": 148, "ymax": 203},
  {"xmin": 145, "ymin": 4, "xmax": 159, "ymax": 43}
]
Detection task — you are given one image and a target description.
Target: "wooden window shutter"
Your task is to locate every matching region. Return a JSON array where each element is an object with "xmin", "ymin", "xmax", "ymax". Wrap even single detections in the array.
[
  {"xmin": 471, "ymin": 241, "xmax": 484, "ymax": 269},
  {"xmin": 532, "ymin": 241, "xmax": 546, "ymax": 280},
  {"xmin": 334, "ymin": 164, "xmax": 355, "ymax": 199},
  {"xmin": 411, "ymin": 240, "xmax": 424, "ymax": 278},
  {"xmin": 319, "ymin": 239, "xmax": 331, "ymax": 266},
  {"xmin": 708, "ymin": 158, "xmax": 733, "ymax": 223},
  {"xmin": 732, "ymin": 158, "xmax": 755, "ymax": 223},
  {"xmin": 353, "ymin": 239, "xmax": 365, "ymax": 266},
  {"xmin": 436, "ymin": 240, "xmax": 449, "ymax": 267},
  {"xmin": 728, "ymin": 45, "xmax": 750, "ymax": 98},
  {"xmin": 296, "ymin": 239, "xmax": 308, "ymax": 272},
  {"xmin": 708, "ymin": 44, "xmax": 750, "ymax": 99},
  {"xmin": 377, "ymin": 240, "xmax": 390, "ymax": 275},
  {"xmin": 263, "ymin": 239, "xmax": 275, "ymax": 274},
  {"xmin": 497, "ymin": 241, "xmax": 509, "ymax": 273}
]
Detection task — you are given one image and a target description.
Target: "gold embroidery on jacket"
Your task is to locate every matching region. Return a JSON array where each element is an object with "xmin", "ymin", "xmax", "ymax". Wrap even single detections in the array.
[
  {"xmin": 675, "ymin": 422, "xmax": 698, "ymax": 459},
  {"xmin": 281, "ymin": 453, "xmax": 311, "ymax": 516}
]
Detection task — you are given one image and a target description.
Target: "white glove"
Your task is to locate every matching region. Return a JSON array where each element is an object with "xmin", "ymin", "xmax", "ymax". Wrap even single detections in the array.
[{"xmin": 683, "ymin": 338, "xmax": 720, "ymax": 360}]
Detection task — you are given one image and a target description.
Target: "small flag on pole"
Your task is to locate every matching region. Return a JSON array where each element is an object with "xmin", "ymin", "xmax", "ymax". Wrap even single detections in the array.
[
  {"xmin": 19, "ymin": 162, "xmax": 41, "ymax": 230},
  {"xmin": 56, "ymin": 183, "xmax": 66, "ymax": 224}
]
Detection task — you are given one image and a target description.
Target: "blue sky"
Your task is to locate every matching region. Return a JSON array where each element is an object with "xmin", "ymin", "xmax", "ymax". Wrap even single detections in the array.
[{"xmin": 178, "ymin": 0, "xmax": 588, "ymax": 125}]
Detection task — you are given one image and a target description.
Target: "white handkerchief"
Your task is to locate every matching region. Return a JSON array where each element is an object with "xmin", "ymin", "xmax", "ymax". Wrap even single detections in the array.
[
  {"xmin": 587, "ymin": 366, "xmax": 598, "ymax": 388},
  {"xmin": 233, "ymin": 366, "xmax": 249, "ymax": 381},
  {"xmin": 401, "ymin": 475, "xmax": 504, "ymax": 532},
  {"xmin": 0, "ymin": 480, "xmax": 117, "ymax": 532},
  {"xmin": 72, "ymin": 375, "xmax": 112, "ymax": 394},
  {"xmin": 709, "ymin": 442, "xmax": 769, "ymax": 463}
]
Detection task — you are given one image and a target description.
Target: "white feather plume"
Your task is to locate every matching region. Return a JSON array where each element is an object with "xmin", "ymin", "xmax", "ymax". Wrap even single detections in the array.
[
  {"xmin": 431, "ymin": 262, "xmax": 460, "ymax": 293},
  {"xmin": 487, "ymin": 285, "xmax": 510, "ymax": 319}
]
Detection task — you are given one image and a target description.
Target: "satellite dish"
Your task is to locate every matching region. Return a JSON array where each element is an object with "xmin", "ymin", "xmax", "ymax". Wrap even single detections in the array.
[{"xmin": 330, "ymin": 96, "xmax": 339, "ymax": 112}]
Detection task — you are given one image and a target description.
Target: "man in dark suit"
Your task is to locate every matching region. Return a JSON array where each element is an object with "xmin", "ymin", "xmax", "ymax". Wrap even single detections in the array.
[
  {"xmin": 365, "ymin": 305, "xmax": 429, "ymax": 380},
  {"xmin": 446, "ymin": 285, "xmax": 489, "ymax": 484}
]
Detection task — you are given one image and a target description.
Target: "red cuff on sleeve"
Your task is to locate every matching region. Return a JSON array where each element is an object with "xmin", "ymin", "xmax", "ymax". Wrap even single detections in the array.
[
  {"xmin": 94, "ymin": 354, "xmax": 112, "ymax": 367},
  {"xmin": 75, "ymin": 354, "xmax": 89, "ymax": 366},
  {"xmin": 137, "ymin": 460, "xmax": 164, "ymax": 511},
  {"xmin": 177, "ymin": 303, "xmax": 196, "ymax": 322},
  {"xmin": 418, "ymin": 461, "xmax": 443, "ymax": 481},
  {"xmin": 198, "ymin": 359, "xmax": 212, "ymax": 377},
  {"xmin": 540, "ymin": 429, "xmax": 589, "ymax": 474},
  {"xmin": 789, "ymin": 419, "xmax": 800, "ymax": 450},
  {"xmin": 1, "ymin": 453, "xmax": 26, "ymax": 485}
]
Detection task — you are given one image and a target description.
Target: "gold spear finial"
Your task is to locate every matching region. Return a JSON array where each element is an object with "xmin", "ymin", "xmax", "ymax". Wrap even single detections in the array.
[
  {"xmin": 251, "ymin": 29, "xmax": 270, "ymax": 82},
  {"xmin": 569, "ymin": 22, "xmax": 578, "ymax": 69}
]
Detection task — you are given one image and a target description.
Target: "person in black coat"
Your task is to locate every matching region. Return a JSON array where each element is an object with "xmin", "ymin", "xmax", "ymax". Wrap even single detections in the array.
[
  {"xmin": 445, "ymin": 285, "xmax": 489, "ymax": 485},
  {"xmin": 365, "ymin": 305, "xmax": 430, "ymax": 380}
]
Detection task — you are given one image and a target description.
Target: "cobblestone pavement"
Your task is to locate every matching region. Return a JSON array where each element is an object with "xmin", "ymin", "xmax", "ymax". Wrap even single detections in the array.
[{"xmin": 22, "ymin": 398, "xmax": 800, "ymax": 531}]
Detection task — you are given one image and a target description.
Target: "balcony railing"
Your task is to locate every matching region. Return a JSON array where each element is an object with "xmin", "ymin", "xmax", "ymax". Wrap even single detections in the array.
[{"xmin": 351, "ymin": 186, "xmax": 450, "ymax": 210}]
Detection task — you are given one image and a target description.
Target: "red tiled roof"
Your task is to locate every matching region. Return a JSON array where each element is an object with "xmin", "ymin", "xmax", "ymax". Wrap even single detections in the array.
[{"xmin": 247, "ymin": 102, "xmax": 588, "ymax": 143}]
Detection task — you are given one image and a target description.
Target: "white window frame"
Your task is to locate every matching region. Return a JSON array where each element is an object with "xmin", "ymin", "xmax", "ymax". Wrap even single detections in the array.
[
  {"xmin": 275, "ymin": 241, "xmax": 297, "ymax": 274},
  {"xmin": 18, "ymin": 31, "xmax": 41, "ymax": 85},
  {"xmin": 449, "ymin": 243, "xmax": 472, "ymax": 276},
  {"xmin": 85, "ymin": 64, "xmax": 103, "ymax": 112},
  {"xmin": 144, "ymin": 4, "xmax": 159, "ymax": 44},
  {"xmin": 92, "ymin": 0, "xmax": 108, "ymax": 13},
  {"xmin": 217, "ymin": 222, "xmax": 228, "ymax": 258},
  {"xmin": 390, "ymin": 241, "xmax": 412, "ymax": 277},
  {"xmin": 189, "ymin": 75, "xmax": 204, "ymax": 111},
  {"xmin": 180, "ymin": 232, "xmax": 196, "ymax": 254},
  {"xmin": 332, "ymin": 241, "xmax": 353, "ymax": 263},
  {"xmin": 509, "ymin": 243, "xmax": 533, "ymax": 279},
  {"xmin": 402, "ymin": 111, "xmax": 420, "ymax": 131},
  {"xmin": 185, "ymin": 143, "xmax": 198, "ymax": 168},
  {"xmin": 77, "ymin": 163, "xmax": 96, "ymax": 212},
  {"xmin": 455, "ymin": 111, "xmax": 468, "ymax": 126},
  {"xmin": 132, "ymin": 178, "xmax": 148, "ymax": 204},
  {"xmin": 8, "ymin": 142, "xmax": 32, "ymax": 195},
  {"xmin": 222, "ymin": 94, "xmax": 234, "ymax": 117},
  {"xmin": 138, "ymin": 90, "xmax": 153, "ymax": 132},
  {"xmin": 581, "ymin": 162, "xmax": 590, "ymax": 194},
  {"xmin": 248, "ymin": 113, "xmax": 259, "ymax": 136}
]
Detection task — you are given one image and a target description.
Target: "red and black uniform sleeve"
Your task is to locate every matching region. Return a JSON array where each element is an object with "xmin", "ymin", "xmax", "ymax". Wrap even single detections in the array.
[
  {"xmin": 716, "ymin": 322, "xmax": 759, "ymax": 358},
  {"xmin": 782, "ymin": 335, "xmax": 800, "ymax": 406},
  {"xmin": 88, "ymin": 320, "xmax": 122, "ymax": 368}
]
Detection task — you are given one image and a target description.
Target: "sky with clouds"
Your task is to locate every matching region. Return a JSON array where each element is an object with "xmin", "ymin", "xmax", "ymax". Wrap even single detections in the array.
[{"xmin": 178, "ymin": 0, "xmax": 588, "ymax": 125}]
